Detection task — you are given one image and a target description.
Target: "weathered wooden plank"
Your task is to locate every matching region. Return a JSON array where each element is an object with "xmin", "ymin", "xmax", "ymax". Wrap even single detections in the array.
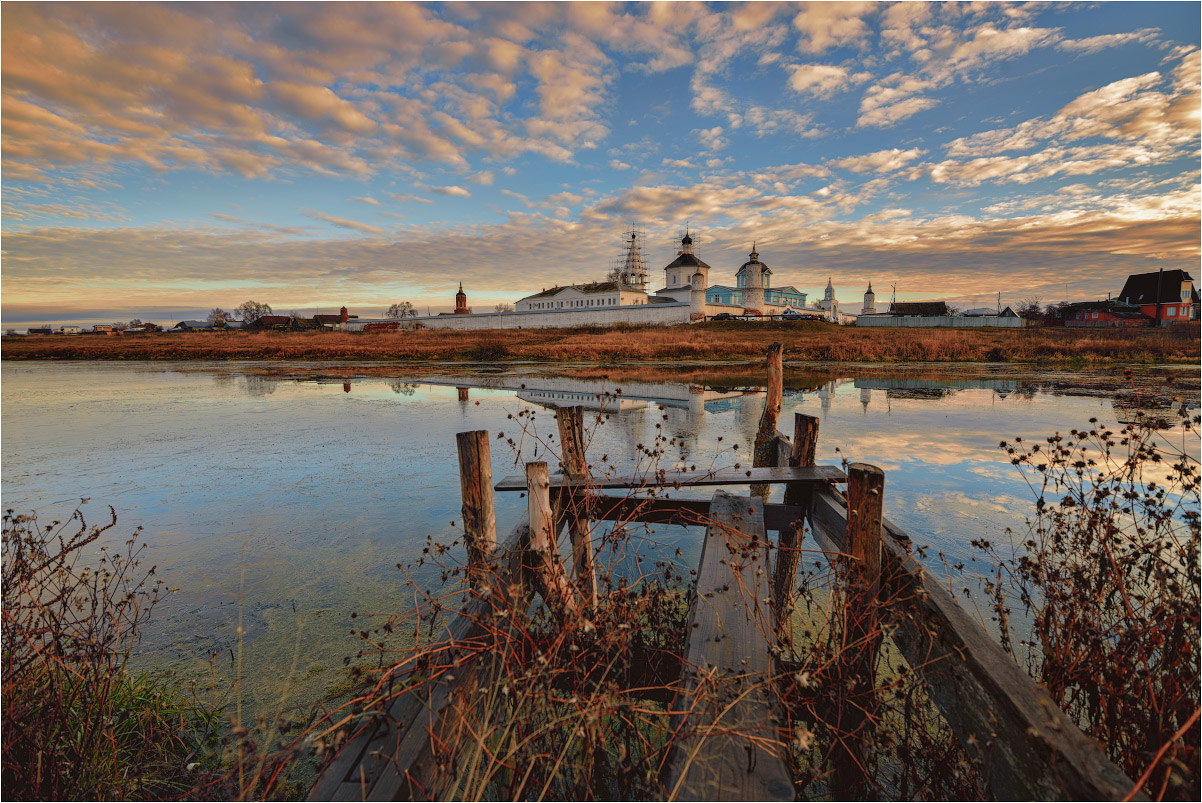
[
  {"xmin": 557, "ymin": 406, "xmax": 598, "ymax": 607},
  {"xmin": 456, "ymin": 430, "xmax": 497, "ymax": 587},
  {"xmin": 773, "ymin": 414, "xmax": 819, "ymax": 628},
  {"xmin": 580, "ymin": 493, "xmax": 802, "ymax": 532},
  {"xmin": 495, "ymin": 464, "xmax": 845, "ymax": 492},
  {"xmin": 752, "ymin": 343, "xmax": 784, "ymax": 497},
  {"xmin": 665, "ymin": 491, "xmax": 794, "ymax": 801},
  {"xmin": 308, "ymin": 517, "xmax": 532, "ymax": 802},
  {"xmin": 526, "ymin": 462, "xmax": 581, "ymax": 620},
  {"xmin": 807, "ymin": 487, "xmax": 1143, "ymax": 802},
  {"xmin": 832, "ymin": 463, "xmax": 886, "ymax": 799}
]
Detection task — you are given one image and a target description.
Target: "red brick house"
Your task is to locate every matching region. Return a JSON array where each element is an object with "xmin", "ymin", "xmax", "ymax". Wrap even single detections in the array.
[
  {"xmin": 1064, "ymin": 301, "xmax": 1150, "ymax": 328},
  {"xmin": 1116, "ymin": 269, "xmax": 1198, "ymax": 325}
]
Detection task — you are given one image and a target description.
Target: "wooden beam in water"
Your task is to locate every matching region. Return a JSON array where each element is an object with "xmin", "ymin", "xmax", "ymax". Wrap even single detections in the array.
[
  {"xmin": 526, "ymin": 461, "xmax": 581, "ymax": 621},
  {"xmin": 807, "ymin": 486, "xmax": 1144, "ymax": 802},
  {"xmin": 579, "ymin": 493, "xmax": 802, "ymax": 532},
  {"xmin": 751, "ymin": 342, "xmax": 784, "ymax": 498},
  {"xmin": 556, "ymin": 406, "xmax": 598, "ymax": 608},
  {"xmin": 773, "ymin": 414, "xmax": 819, "ymax": 629},
  {"xmin": 456, "ymin": 430, "xmax": 496, "ymax": 588},
  {"xmin": 664, "ymin": 491, "xmax": 794, "ymax": 801},
  {"xmin": 832, "ymin": 463, "xmax": 885, "ymax": 799},
  {"xmin": 494, "ymin": 464, "xmax": 844, "ymax": 492}
]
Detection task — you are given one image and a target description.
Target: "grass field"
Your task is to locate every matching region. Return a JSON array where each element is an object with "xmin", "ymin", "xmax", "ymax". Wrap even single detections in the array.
[{"xmin": 2, "ymin": 320, "xmax": 1198, "ymax": 364}]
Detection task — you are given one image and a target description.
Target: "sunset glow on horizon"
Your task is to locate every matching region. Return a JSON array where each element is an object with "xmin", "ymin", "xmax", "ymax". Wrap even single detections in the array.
[{"xmin": 2, "ymin": 1, "xmax": 1198, "ymax": 326}]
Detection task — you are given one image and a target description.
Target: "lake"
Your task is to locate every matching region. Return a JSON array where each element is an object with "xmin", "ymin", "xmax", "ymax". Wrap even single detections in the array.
[{"xmin": 2, "ymin": 360, "xmax": 1197, "ymax": 720}]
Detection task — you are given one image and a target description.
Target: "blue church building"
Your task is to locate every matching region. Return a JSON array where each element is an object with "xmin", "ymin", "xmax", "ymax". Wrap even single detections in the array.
[{"xmin": 705, "ymin": 244, "xmax": 807, "ymax": 310}]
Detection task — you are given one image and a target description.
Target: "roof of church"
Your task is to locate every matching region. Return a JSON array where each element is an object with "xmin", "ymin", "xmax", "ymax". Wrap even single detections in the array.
[
  {"xmin": 736, "ymin": 261, "xmax": 772, "ymax": 274},
  {"xmin": 663, "ymin": 252, "xmax": 711, "ymax": 270},
  {"xmin": 523, "ymin": 281, "xmax": 643, "ymax": 300}
]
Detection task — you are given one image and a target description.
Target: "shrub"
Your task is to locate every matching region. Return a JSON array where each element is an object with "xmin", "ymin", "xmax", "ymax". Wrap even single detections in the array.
[
  {"xmin": 978, "ymin": 378, "xmax": 1200, "ymax": 799},
  {"xmin": 2, "ymin": 505, "xmax": 217, "ymax": 800}
]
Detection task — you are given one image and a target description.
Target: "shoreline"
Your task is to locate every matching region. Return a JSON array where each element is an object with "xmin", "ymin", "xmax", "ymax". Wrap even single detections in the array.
[{"xmin": 2, "ymin": 321, "xmax": 1198, "ymax": 366}]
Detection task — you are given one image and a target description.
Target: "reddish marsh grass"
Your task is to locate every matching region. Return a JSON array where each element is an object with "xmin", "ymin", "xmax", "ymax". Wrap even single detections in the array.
[
  {"xmin": 313, "ymin": 397, "xmax": 986, "ymax": 800},
  {"xmin": 3, "ymin": 321, "xmax": 1197, "ymax": 364},
  {"xmin": 977, "ymin": 375, "xmax": 1200, "ymax": 800},
  {"xmin": 1, "ymin": 505, "xmax": 217, "ymax": 800}
]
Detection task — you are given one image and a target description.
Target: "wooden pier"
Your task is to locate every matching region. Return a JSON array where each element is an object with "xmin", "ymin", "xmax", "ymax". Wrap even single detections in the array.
[{"xmin": 310, "ymin": 347, "xmax": 1144, "ymax": 802}]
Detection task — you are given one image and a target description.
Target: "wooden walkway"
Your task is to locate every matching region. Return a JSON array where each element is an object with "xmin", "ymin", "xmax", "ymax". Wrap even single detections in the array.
[{"xmin": 310, "ymin": 354, "xmax": 1145, "ymax": 801}]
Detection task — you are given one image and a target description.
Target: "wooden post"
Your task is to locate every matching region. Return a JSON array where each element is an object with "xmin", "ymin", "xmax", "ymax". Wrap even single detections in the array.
[
  {"xmin": 526, "ymin": 462, "xmax": 580, "ymax": 619},
  {"xmin": 833, "ymin": 462, "xmax": 885, "ymax": 799},
  {"xmin": 752, "ymin": 342, "xmax": 784, "ymax": 498},
  {"xmin": 557, "ymin": 406, "xmax": 598, "ymax": 608},
  {"xmin": 456, "ymin": 430, "xmax": 497, "ymax": 588},
  {"xmin": 773, "ymin": 413, "xmax": 819, "ymax": 629}
]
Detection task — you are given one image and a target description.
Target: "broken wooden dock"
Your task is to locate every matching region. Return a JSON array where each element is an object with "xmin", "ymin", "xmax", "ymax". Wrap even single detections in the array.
[{"xmin": 310, "ymin": 348, "xmax": 1144, "ymax": 802}]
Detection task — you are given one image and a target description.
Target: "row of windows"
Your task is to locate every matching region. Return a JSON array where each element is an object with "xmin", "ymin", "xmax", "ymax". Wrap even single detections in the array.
[
  {"xmin": 527, "ymin": 297, "xmax": 632, "ymax": 310},
  {"xmin": 1078, "ymin": 305, "xmax": 1189, "ymax": 320}
]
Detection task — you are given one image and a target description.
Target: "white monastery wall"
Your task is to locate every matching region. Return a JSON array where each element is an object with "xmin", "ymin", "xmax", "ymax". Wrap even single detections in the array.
[
  {"xmin": 855, "ymin": 315, "xmax": 1024, "ymax": 328},
  {"xmin": 347, "ymin": 302, "xmax": 692, "ymax": 332}
]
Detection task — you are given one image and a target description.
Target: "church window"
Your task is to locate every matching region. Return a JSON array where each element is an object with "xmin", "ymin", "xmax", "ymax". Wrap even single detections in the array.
[{"xmin": 1167, "ymin": 306, "xmax": 1177, "ymax": 316}]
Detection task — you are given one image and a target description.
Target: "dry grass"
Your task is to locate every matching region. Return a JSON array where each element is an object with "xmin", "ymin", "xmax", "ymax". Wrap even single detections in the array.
[{"xmin": 2, "ymin": 321, "xmax": 1198, "ymax": 364}]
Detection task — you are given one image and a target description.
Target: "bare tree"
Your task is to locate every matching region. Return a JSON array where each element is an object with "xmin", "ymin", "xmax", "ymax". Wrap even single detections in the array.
[
  {"xmin": 386, "ymin": 302, "xmax": 415, "ymax": 319},
  {"xmin": 237, "ymin": 300, "xmax": 272, "ymax": 323},
  {"xmin": 128, "ymin": 318, "xmax": 143, "ymax": 329},
  {"xmin": 1016, "ymin": 297, "xmax": 1043, "ymax": 320},
  {"xmin": 110, "ymin": 321, "xmax": 129, "ymax": 332},
  {"xmin": 494, "ymin": 303, "xmax": 512, "ymax": 313},
  {"xmin": 207, "ymin": 308, "xmax": 232, "ymax": 327}
]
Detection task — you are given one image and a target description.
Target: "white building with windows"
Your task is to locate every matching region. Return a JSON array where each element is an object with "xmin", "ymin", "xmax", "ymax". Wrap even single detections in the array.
[{"xmin": 513, "ymin": 281, "xmax": 650, "ymax": 312}]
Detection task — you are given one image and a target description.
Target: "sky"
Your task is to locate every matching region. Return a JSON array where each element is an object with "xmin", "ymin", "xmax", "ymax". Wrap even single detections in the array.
[{"xmin": 2, "ymin": 1, "xmax": 1199, "ymax": 326}]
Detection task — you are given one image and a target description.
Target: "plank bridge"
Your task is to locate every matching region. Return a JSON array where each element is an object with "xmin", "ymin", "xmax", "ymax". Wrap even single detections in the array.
[{"xmin": 310, "ymin": 345, "xmax": 1143, "ymax": 802}]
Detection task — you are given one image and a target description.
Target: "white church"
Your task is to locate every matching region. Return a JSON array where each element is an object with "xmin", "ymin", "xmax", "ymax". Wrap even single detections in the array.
[
  {"xmin": 514, "ymin": 231, "xmax": 853, "ymax": 322},
  {"xmin": 349, "ymin": 230, "xmax": 866, "ymax": 332}
]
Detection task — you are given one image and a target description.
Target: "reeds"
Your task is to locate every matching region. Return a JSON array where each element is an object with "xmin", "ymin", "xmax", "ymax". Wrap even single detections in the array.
[
  {"xmin": 977, "ymin": 371, "xmax": 1200, "ymax": 799},
  {"xmin": 3, "ymin": 322, "xmax": 1197, "ymax": 364},
  {"xmin": 1, "ymin": 505, "xmax": 218, "ymax": 800},
  {"xmin": 311, "ymin": 397, "xmax": 988, "ymax": 800}
]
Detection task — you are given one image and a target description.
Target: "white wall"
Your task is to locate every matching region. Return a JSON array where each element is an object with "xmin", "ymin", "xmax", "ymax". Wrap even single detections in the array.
[
  {"xmin": 347, "ymin": 302, "xmax": 692, "ymax": 331},
  {"xmin": 855, "ymin": 315, "xmax": 1024, "ymax": 328}
]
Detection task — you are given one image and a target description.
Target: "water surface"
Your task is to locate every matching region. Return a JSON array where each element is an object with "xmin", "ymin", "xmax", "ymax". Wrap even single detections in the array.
[{"xmin": 2, "ymin": 361, "xmax": 1196, "ymax": 717}]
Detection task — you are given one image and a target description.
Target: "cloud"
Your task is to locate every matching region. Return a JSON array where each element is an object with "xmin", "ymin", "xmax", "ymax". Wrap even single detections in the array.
[
  {"xmin": 662, "ymin": 158, "xmax": 697, "ymax": 169},
  {"xmin": 388, "ymin": 192, "xmax": 434, "ymax": 204},
  {"xmin": 303, "ymin": 210, "xmax": 388, "ymax": 235},
  {"xmin": 793, "ymin": 2, "xmax": 876, "ymax": 54},
  {"xmin": 608, "ymin": 159, "xmax": 633, "ymax": 170},
  {"xmin": 353, "ymin": 196, "xmax": 380, "ymax": 206},
  {"xmin": 1057, "ymin": 28, "xmax": 1160, "ymax": 54},
  {"xmin": 468, "ymin": 170, "xmax": 495, "ymax": 185},
  {"xmin": 429, "ymin": 185, "xmax": 471, "ymax": 197},
  {"xmin": 827, "ymin": 148, "xmax": 926, "ymax": 174},
  {"xmin": 786, "ymin": 64, "xmax": 870, "ymax": 98},
  {"xmin": 695, "ymin": 126, "xmax": 729, "ymax": 152}
]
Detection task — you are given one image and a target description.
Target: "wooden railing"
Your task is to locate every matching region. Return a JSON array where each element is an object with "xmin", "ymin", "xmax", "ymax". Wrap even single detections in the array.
[{"xmin": 310, "ymin": 348, "xmax": 1144, "ymax": 802}]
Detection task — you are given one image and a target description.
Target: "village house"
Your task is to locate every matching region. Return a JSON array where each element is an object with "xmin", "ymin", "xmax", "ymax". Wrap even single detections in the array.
[
  {"xmin": 1064, "ymin": 300, "xmax": 1150, "ymax": 327},
  {"xmin": 1116, "ymin": 269, "xmax": 1198, "ymax": 325}
]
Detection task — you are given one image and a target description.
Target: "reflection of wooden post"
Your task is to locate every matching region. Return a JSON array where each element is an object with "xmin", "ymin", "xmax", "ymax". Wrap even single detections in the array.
[
  {"xmin": 457, "ymin": 387, "xmax": 469, "ymax": 402},
  {"xmin": 526, "ymin": 462, "xmax": 579, "ymax": 619},
  {"xmin": 752, "ymin": 342, "xmax": 784, "ymax": 498},
  {"xmin": 773, "ymin": 413, "xmax": 819, "ymax": 629},
  {"xmin": 557, "ymin": 406, "xmax": 597, "ymax": 608},
  {"xmin": 456, "ymin": 431, "xmax": 496, "ymax": 589},
  {"xmin": 834, "ymin": 462, "xmax": 885, "ymax": 799}
]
